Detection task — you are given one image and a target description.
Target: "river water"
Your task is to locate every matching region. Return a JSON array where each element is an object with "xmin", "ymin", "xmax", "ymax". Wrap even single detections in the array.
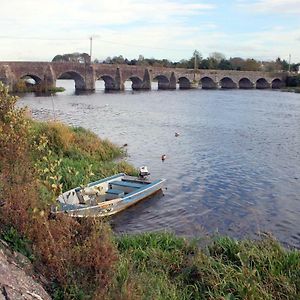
[{"xmin": 18, "ymin": 80, "xmax": 300, "ymax": 248}]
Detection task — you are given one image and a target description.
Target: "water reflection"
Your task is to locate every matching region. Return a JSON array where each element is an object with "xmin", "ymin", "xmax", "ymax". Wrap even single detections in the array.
[{"xmin": 18, "ymin": 80, "xmax": 300, "ymax": 248}]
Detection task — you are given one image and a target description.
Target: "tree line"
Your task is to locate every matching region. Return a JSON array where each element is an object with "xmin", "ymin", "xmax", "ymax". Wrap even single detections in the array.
[{"xmin": 52, "ymin": 51, "xmax": 300, "ymax": 72}]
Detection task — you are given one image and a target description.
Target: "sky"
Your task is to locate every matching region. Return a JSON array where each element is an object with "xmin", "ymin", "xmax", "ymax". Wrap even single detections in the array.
[{"xmin": 0, "ymin": 0, "xmax": 300, "ymax": 62}]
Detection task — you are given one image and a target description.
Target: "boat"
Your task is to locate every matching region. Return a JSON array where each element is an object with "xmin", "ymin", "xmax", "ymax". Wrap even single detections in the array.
[{"xmin": 53, "ymin": 172, "xmax": 165, "ymax": 217}]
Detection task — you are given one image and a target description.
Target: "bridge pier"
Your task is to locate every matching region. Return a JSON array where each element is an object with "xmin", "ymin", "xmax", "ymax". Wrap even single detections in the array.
[
  {"xmin": 0, "ymin": 65, "xmax": 15, "ymax": 92},
  {"xmin": 79, "ymin": 64, "xmax": 95, "ymax": 91},
  {"xmin": 140, "ymin": 69, "xmax": 151, "ymax": 90},
  {"xmin": 104, "ymin": 68, "xmax": 124, "ymax": 91},
  {"xmin": 157, "ymin": 72, "xmax": 177, "ymax": 90},
  {"xmin": 43, "ymin": 65, "xmax": 56, "ymax": 91}
]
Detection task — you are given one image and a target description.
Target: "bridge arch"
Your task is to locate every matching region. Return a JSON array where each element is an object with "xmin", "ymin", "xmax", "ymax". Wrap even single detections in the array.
[
  {"xmin": 200, "ymin": 77, "xmax": 217, "ymax": 89},
  {"xmin": 153, "ymin": 75, "xmax": 170, "ymax": 90},
  {"xmin": 97, "ymin": 75, "xmax": 117, "ymax": 91},
  {"xmin": 19, "ymin": 73, "xmax": 43, "ymax": 84},
  {"xmin": 271, "ymin": 78, "xmax": 283, "ymax": 89},
  {"xmin": 239, "ymin": 78, "xmax": 254, "ymax": 89},
  {"xmin": 57, "ymin": 71, "xmax": 86, "ymax": 90},
  {"xmin": 178, "ymin": 77, "xmax": 191, "ymax": 89},
  {"xmin": 256, "ymin": 78, "xmax": 270, "ymax": 89},
  {"xmin": 220, "ymin": 77, "xmax": 237, "ymax": 89},
  {"xmin": 125, "ymin": 76, "xmax": 143, "ymax": 90},
  {"xmin": 13, "ymin": 73, "xmax": 43, "ymax": 91}
]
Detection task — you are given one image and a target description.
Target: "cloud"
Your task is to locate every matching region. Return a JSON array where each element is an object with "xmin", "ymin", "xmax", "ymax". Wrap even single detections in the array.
[
  {"xmin": 0, "ymin": 0, "xmax": 215, "ymax": 30},
  {"xmin": 0, "ymin": 0, "xmax": 217, "ymax": 61},
  {"xmin": 213, "ymin": 26, "xmax": 300, "ymax": 62},
  {"xmin": 237, "ymin": 0, "xmax": 300, "ymax": 14},
  {"xmin": 0, "ymin": 0, "xmax": 299, "ymax": 62}
]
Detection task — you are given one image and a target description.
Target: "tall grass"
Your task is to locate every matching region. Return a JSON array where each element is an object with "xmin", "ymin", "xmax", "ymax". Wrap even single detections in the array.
[
  {"xmin": 29, "ymin": 120, "xmax": 135, "ymax": 192},
  {"xmin": 112, "ymin": 233, "xmax": 300, "ymax": 300}
]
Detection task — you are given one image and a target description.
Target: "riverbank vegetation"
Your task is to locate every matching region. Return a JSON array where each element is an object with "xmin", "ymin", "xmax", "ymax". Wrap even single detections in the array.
[
  {"xmin": 282, "ymin": 75, "xmax": 300, "ymax": 93},
  {"xmin": 13, "ymin": 78, "xmax": 65, "ymax": 94},
  {"xmin": 0, "ymin": 82, "xmax": 299, "ymax": 299}
]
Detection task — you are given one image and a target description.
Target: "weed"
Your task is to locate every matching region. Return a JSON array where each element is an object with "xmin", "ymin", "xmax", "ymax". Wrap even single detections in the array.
[{"xmin": 0, "ymin": 227, "xmax": 34, "ymax": 261}]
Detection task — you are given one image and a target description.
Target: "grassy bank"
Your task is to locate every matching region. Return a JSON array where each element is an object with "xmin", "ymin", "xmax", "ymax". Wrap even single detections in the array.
[
  {"xmin": 0, "ymin": 82, "xmax": 299, "ymax": 299},
  {"xmin": 112, "ymin": 233, "xmax": 300, "ymax": 300}
]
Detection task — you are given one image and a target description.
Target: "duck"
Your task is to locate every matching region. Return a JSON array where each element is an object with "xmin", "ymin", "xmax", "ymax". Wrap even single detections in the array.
[
  {"xmin": 175, "ymin": 132, "xmax": 180, "ymax": 137},
  {"xmin": 161, "ymin": 154, "xmax": 166, "ymax": 161}
]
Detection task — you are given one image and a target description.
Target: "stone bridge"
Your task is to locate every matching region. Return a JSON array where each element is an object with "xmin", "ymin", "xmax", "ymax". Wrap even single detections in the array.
[{"xmin": 0, "ymin": 61, "xmax": 286, "ymax": 92}]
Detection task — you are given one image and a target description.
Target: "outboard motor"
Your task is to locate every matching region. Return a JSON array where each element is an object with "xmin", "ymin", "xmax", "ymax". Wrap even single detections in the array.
[{"xmin": 139, "ymin": 166, "xmax": 150, "ymax": 179}]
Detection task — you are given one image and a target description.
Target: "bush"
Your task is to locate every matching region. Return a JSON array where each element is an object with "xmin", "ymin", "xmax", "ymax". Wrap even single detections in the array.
[{"xmin": 286, "ymin": 75, "xmax": 300, "ymax": 87}]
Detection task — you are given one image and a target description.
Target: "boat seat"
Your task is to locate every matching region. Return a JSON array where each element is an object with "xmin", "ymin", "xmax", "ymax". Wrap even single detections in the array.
[
  {"xmin": 110, "ymin": 180, "xmax": 144, "ymax": 189},
  {"xmin": 106, "ymin": 189, "xmax": 125, "ymax": 195},
  {"xmin": 105, "ymin": 188, "xmax": 124, "ymax": 200}
]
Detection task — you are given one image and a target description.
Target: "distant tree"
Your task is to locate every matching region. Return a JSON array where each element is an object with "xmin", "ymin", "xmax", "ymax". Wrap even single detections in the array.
[
  {"xmin": 52, "ymin": 53, "xmax": 90, "ymax": 63},
  {"xmin": 291, "ymin": 63, "xmax": 300, "ymax": 72},
  {"xmin": 262, "ymin": 61, "xmax": 281, "ymax": 72},
  {"xmin": 208, "ymin": 57, "xmax": 219, "ymax": 69},
  {"xmin": 218, "ymin": 59, "xmax": 233, "ymax": 70},
  {"xmin": 209, "ymin": 52, "xmax": 226, "ymax": 63},
  {"xmin": 81, "ymin": 53, "xmax": 91, "ymax": 64},
  {"xmin": 52, "ymin": 55, "xmax": 64, "ymax": 62},
  {"xmin": 193, "ymin": 50, "xmax": 202, "ymax": 69},
  {"xmin": 199, "ymin": 58, "xmax": 210, "ymax": 69},
  {"xmin": 137, "ymin": 55, "xmax": 149, "ymax": 66},
  {"xmin": 103, "ymin": 57, "xmax": 112, "ymax": 64},
  {"xmin": 111, "ymin": 55, "xmax": 125, "ymax": 64},
  {"xmin": 242, "ymin": 59, "xmax": 261, "ymax": 71},
  {"xmin": 175, "ymin": 59, "xmax": 189, "ymax": 68},
  {"xmin": 129, "ymin": 59, "xmax": 137, "ymax": 65},
  {"xmin": 229, "ymin": 57, "xmax": 245, "ymax": 70},
  {"xmin": 280, "ymin": 59, "xmax": 289, "ymax": 71}
]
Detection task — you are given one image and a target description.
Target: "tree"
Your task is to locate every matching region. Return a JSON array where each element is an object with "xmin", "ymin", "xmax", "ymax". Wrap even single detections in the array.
[
  {"xmin": 52, "ymin": 53, "xmax": 90, "ymax": 63},
  {"xmin": 193, "ymin": 50, "xmax": 202, "ymax": 70},
  {"xmin": 209, "ymin": 52, "xmax": 226, "ymax": 63},
  {"xmin": 103, "ymin": 56, "xmax": 112, "ymax": 64},
  {"xmin": 230, "ymin": 57, "xmax": 245, "ymax": 71},
  {"xmin": 218, "ymin": 59, "xmax": 233, "ymax": 70},
  {"xmin": 207, "ymin": 57, "xmax": 219, "ymax": 69},
  {"xmin": 52, "ymin": 55, "xmax": 64, "ymax": 62},
  {"xmin": 199, "ymin": 59, "xmax": 210, "ymax": 69},
  {"xmin": 242, "ymin": 59, "xmax": 261, "ymax": 71}
]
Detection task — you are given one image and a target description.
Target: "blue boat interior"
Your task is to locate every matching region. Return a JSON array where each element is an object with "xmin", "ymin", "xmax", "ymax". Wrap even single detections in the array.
[{"xmin": 106, "ymin": 179, "xmax": 149, "ymax": 199}]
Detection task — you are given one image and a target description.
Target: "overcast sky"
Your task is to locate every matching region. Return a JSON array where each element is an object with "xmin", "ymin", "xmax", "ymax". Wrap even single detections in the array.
[{"xmin": 0, "ymin": 0, "xmax": 299, "ymax": 62}]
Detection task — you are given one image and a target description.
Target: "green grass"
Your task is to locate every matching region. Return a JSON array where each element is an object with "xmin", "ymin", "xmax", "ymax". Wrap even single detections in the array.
[
  {"xmin": 0, "ymin": 227, "xmax": 34, "ymax": 261},
  {"xmin": 29, "ymin": 120, "xmax": 136, "ymax": 194},
  {"xmin": 110, "ymin": 233, "xmax": 300, "ymax": 300}
]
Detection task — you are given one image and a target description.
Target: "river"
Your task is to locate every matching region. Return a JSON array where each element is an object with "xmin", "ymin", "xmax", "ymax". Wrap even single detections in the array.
[{"xmin": 18, "ymin": 80, "xmax": 300, "ymax": 248}]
